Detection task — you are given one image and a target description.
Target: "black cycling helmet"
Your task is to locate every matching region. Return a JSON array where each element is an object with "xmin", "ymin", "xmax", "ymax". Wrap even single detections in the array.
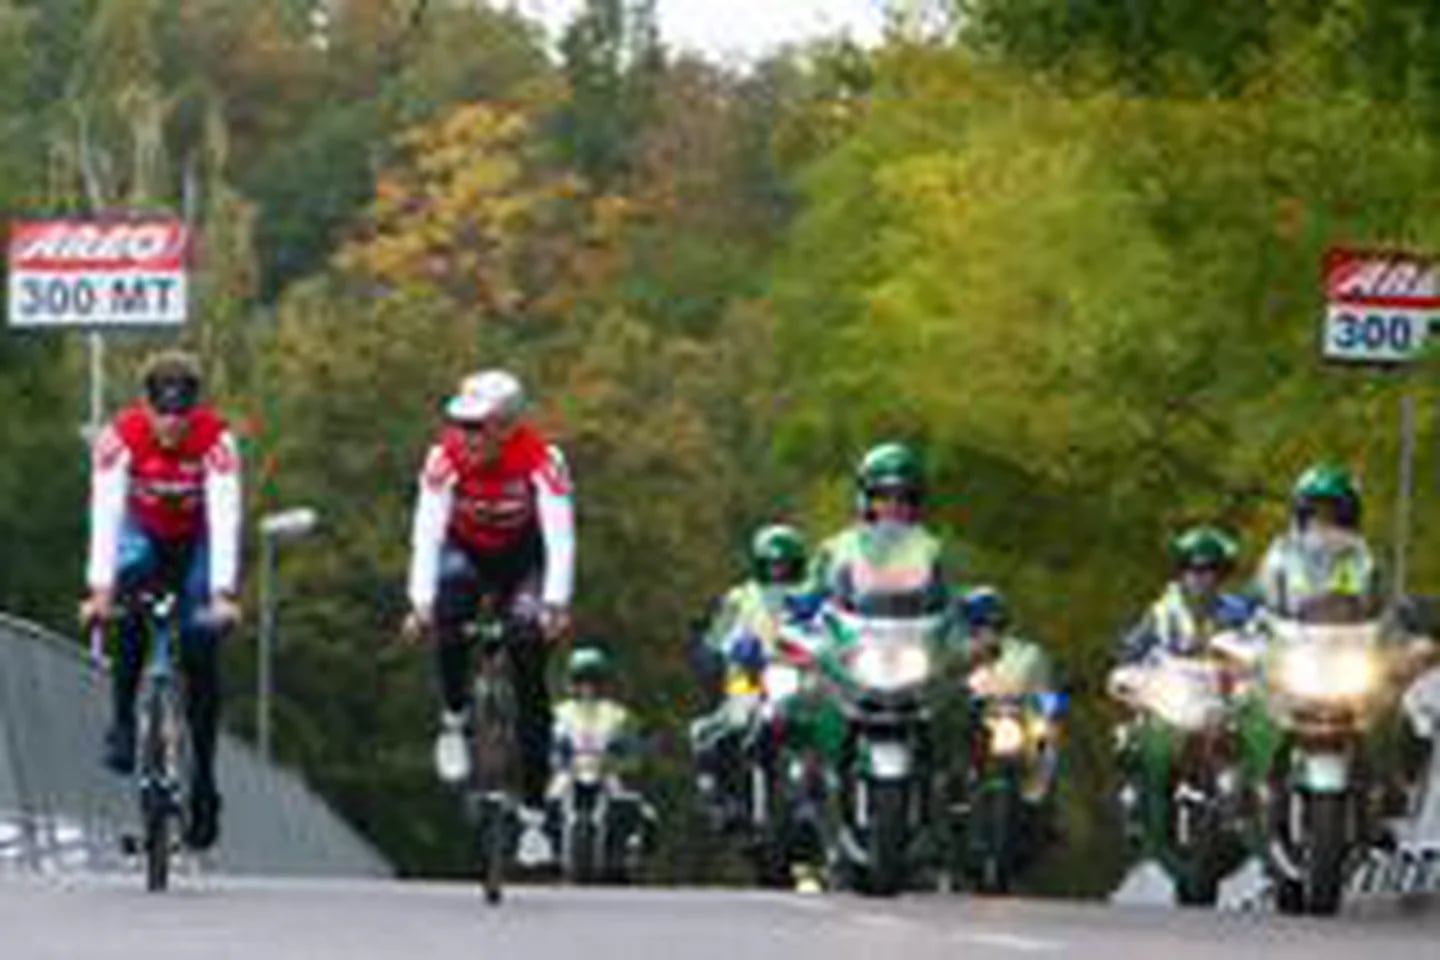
[{"xmin": 142, "ymin": 349, "xmax": 202, "ymax": 414}]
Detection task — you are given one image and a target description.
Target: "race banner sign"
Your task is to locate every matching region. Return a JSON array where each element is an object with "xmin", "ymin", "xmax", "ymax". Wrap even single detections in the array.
[
  {"xmin": 7, "ymin": 219, "xmax": 191, "ymax": 329},
  {"xmin": 1322, "ymin": 247, "xmax": 1439, "ymax": 364}
]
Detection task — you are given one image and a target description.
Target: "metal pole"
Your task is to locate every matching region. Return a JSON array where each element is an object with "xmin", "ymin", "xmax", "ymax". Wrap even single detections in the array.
[
  {"xmin": 84, "ymin": 332, "xmax": 105, "ymax": 445},
  {"xmin": 1393, "ymin": 390, "xmax": 1417, "ymax": 604},
  {"xmin": 258, "ymin": 533, "xmax": 275, "ymax": 764}
]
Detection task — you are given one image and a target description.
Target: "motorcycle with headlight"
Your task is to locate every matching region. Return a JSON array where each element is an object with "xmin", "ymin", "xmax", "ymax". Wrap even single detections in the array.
[
  {"xmin": 721, "ymin": 626, "xmax": 830, "ymax": 887},
  {"xmin": 1232, "ymin": 606, "xmax": 1394, "ymax": 916},
  {"xmin": 812, "ymin": 600, "xmax": 946, "ymax": 896},
  {"xmin": 963, "ymin": 664, "xmax": 1067, "ymax": 894},
  {"xmin": 1108, "ymin": 646, "xmax": 1247, "ymax": 906},
  {"xmin": 549, "ymin": 713, "xmax": 650, "ymax": 884}
]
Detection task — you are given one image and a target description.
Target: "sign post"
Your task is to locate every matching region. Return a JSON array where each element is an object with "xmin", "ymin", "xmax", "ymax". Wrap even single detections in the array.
[
  {"xmin": 6, "ymin": 217, "xmax": 192, "ymax": 441},
  {"xmin": 1321, "ymin": 247, "xmax": 1440, "ymax": 601}
]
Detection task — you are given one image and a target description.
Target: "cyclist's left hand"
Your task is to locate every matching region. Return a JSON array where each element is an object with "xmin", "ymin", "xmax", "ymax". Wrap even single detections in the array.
[
  {"xmin": 540, "ymin": 604, "xmax": 571, "ymax": 643},
  {"xmin": 208, "ymin": 593, "xmax": 243, "ymax": 629}
]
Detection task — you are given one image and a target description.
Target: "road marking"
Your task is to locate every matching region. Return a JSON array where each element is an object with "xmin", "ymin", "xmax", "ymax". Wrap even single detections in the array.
[
  {"xmin": 742, "ymin": 890, "xmax": 838, "ymax": 912},
  {"xmin": 953, "ymin": 931, "xmax": 1063, "ymax": 953},
  {"xmin": 774, "ymin": 895, "xmax": 837, "ymax": 912}
]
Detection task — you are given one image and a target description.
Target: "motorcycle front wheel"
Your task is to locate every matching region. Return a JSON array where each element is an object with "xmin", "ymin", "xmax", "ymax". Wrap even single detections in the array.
[
  {"xmin": 865, "ymin": 780, "xmax": 908, "ymax": 897},
  {"xmin": 973, "ymin": 783, "xmax": 1017, "ymax": 896},
  {"xmin": 1304, "ymin": 792, "xmax": 1349, "ymax": 916}
]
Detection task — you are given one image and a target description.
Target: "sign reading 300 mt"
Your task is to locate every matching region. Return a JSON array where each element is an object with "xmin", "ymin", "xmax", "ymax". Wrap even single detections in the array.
[
  {"xmin": 7, "ymin": 219, "xmax": 191, "ymax": 329},
  {"xmin": 1323, "ymin": 247, "xmax": 1438, "ymax": 364}
]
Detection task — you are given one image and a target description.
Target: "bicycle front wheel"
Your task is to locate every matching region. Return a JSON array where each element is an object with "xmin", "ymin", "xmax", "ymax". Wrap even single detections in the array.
[
  {"xmin": 139, "ymin": 690, "xmax": 176, "ymax": 892},
  {"xmin": 477, "ymin": 796, "xmax": 506, "ymax": 905},
  {"xmin": 471, "ymin": 645, "xmax": 518, "ymax": 792}
]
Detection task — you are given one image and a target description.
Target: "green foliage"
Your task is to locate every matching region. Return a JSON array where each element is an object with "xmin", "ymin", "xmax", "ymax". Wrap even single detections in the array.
[
  {"xmin": 2, "ymin": 0, "xmax": 1439, "ymax": 891},
  {"xmin": 553, "ymin": 0, "xmax": 664, "ymax": 188}
]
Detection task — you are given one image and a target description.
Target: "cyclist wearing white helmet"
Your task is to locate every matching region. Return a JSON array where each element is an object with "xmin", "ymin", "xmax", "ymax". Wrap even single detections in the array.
[{"xmin": 404, "ymin": 369, "xmax": 576, "ymax": 811}]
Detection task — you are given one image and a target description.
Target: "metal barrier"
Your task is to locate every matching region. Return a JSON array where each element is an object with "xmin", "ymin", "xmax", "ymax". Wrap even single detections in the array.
[{"xmin": 0, "ymin": 612, "xmax": 390, "ymax": 878}]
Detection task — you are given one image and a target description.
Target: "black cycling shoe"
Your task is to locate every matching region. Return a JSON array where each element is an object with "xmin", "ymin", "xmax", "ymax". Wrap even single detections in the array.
[
  {"xmin": 184, "ymin": 788, "xmax": 222, "ymax": 851},
  {"xmin": 103, "ymin": 723, "xmax": 136, "ymax": 776}
]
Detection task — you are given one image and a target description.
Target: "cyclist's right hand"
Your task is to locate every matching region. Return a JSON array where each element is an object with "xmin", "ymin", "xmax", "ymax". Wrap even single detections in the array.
[
  {"xmin": 79, "ymin": 590, "xmax": 114, "ymax": 627},
  {"xmin": 402, "ymin": 606, "xmax": 433, "ymax": 645}
]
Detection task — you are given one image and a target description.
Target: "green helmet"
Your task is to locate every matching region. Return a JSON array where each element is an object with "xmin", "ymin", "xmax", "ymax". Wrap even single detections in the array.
[
  {"xmin": 856, "ymin": 442, "xmax": 925, "ymax": 509},
  {"xmin": 750, "ymin": 524, "xmax": 808, "ymax": 585},
  {"xmin": 1292, "ymin": 463, "xmax": 1361, "ymax": 528},
  {"xmin": 1170, "ymin": 525, "xmax": 1239, "ymax": 571},
  {"xmin": 567, "ymin": 646, "xmax": 612, "ymax": 683}
]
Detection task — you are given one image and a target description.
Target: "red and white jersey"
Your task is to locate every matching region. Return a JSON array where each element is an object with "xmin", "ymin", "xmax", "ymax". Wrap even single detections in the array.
[
  {"xmin": 86, "ymin": 402, "xmax": 243, "ymax": 594},
  {"xmin": 407, "ymin": 423, "xmax": 575, "ymax": 610}
]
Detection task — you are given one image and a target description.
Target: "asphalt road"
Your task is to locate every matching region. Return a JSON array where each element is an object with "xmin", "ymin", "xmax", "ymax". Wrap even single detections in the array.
[{"xmin": 2, "ymin": 875, "xmax": 1437, "ymax": 960}]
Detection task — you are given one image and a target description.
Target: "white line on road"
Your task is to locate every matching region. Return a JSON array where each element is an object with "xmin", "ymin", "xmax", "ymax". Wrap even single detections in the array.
[
  {"xmin": 759, "ymin": 893, "xmax": 836, "ymax": 912},
  {"xmin": 953, "ymin": 931, "xmax": 1063, "ymax": 953}
]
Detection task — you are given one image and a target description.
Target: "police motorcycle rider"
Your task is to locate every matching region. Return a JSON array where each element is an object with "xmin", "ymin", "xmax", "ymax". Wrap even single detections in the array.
[
  {"xmin": 545, "ymin": 646, "xmax": 655, "ymax": 878},
  {"xmin": 807, "ymin": 442, "xmax": 949, "ymax": 616},
  {"xmin": 1117, "ymin": 526, "xmax": 1254, "ymax": 669},
  {"xmin": 1242, "ymin": 464, "xmax": 1433, "ymax": 865},
  {"xmin": 1255, "ymin": 465, "xmax": 1378, "ymax": 622},
  {"xmin": 800, "ymin": 442, "xmax": 959, "ymax": 893},
  {"xmin": 1107, "ymin": 526, "xmax": 1255, "ymax": 902},
  {"xmin": 689, "ymin": 524, "xmax": 811, "ymax": 831},
  {"xmin": 957, "ymin": 586, "xmax": 1063, "ymax": 887},
  {"xmin": 961, "ymin": 587, "xmax": 1055, "ymax": 698}
]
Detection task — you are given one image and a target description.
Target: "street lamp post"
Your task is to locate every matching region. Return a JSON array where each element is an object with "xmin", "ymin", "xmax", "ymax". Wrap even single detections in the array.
[{"xmin": 257, "ymin": 507, "xmax": 319, "ymax": 764}]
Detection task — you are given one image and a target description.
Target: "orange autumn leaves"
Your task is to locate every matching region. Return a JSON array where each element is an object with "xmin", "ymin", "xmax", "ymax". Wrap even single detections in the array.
[{"xmin": 337, "ymin": 103, "xmax": 634, "ymax": 321}]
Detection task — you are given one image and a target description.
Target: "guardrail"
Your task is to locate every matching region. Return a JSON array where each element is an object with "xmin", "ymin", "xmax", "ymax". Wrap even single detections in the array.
[{"xmin": 0, "ymin": 611, "xmax": 390, "ymax": 878}]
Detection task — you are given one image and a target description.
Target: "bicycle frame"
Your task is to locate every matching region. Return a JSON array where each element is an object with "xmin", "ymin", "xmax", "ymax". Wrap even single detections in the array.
[
  {"xmin": 135, "ymin": 591, "xmax": 187, "ymax": 893},
  {"xmin": 465, "ymin": 610, "xmax": 517, "ymax": 905}
]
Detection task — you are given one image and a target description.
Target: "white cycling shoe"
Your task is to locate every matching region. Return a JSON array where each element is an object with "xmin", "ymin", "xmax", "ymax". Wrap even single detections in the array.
[{"xmin": 434, "ymin": 711, "xmax": 471, "ymax": 784}]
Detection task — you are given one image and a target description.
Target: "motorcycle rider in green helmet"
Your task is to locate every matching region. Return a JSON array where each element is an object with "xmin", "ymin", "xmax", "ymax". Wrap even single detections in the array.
[
  {"xmin": 544, "ymin": 646, "xmax": 654, "ymax": 869},
  {"xmin": 797, "ymin": 443, "xmax": 960, "ymax": 890},
  {"xmin": 1256, "ymin": 464, "xmax": 1378, "ymax": 620},
  {"xmin": 1110, "ymin": 526, "xmax": 1254, "ymax": 855},
  {"xmin": 807, "ymin": 442, "xmax": 950, "ymax": 614},
  {"xmin": 1118, "ymin": 526, "xmax": 1254, "ymax": 666},
  {"xmin": 689, "ymin": 524, "xmax": 812, "ymax": 830},
  {"xmin": 701, "ymin": 524, "xmax": 811, "ymax": 666},
  {"xmin": 1242, "ymin": 464, "xmax": 1431, "ymax": 854}
]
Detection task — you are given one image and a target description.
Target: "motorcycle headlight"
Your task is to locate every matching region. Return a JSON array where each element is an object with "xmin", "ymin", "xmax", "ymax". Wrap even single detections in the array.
[
  {"xmin": 1277, "ymin": 646, "xmax": 1377, "ymax": 701},
  {"xmin": 574, "ymin": 753, "xmax": 605, "ymax": 783},
  {"xmin": 854, "ymin": 643, "xmax": 931, "ymax": 690},
  {"xmin": 1027, "ymin": 716, "xmax": 1052, "ymax": 744},
  {"xmin": 1150, "ymin": 671, "xmax": 1219, "ymax": 729},
  {"xmin": 763, "ymin": 664, "xmax": 802, "ymax": 701},
  {"xmin": 990, "ymin": 716, "xmax": 1027, "ymax": 757},
  {"xmin": 724, "ymin": 671, "xmax": 762, "ymax": 698}
]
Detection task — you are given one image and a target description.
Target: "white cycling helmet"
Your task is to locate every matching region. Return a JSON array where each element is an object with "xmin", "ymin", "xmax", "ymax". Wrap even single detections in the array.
[{"xmin": 445, "ymin": 369, "xmax": 525, "ymax": 424}]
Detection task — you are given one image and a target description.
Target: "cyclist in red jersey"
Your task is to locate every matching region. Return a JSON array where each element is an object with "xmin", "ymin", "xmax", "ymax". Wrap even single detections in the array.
[
  {"xmin": 80, "ymin": 350, "xmax": 242, "ymax": 851},
  {"xmin": 404, "ymin": 370, "xmax": 576, "ymax": 818}
]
